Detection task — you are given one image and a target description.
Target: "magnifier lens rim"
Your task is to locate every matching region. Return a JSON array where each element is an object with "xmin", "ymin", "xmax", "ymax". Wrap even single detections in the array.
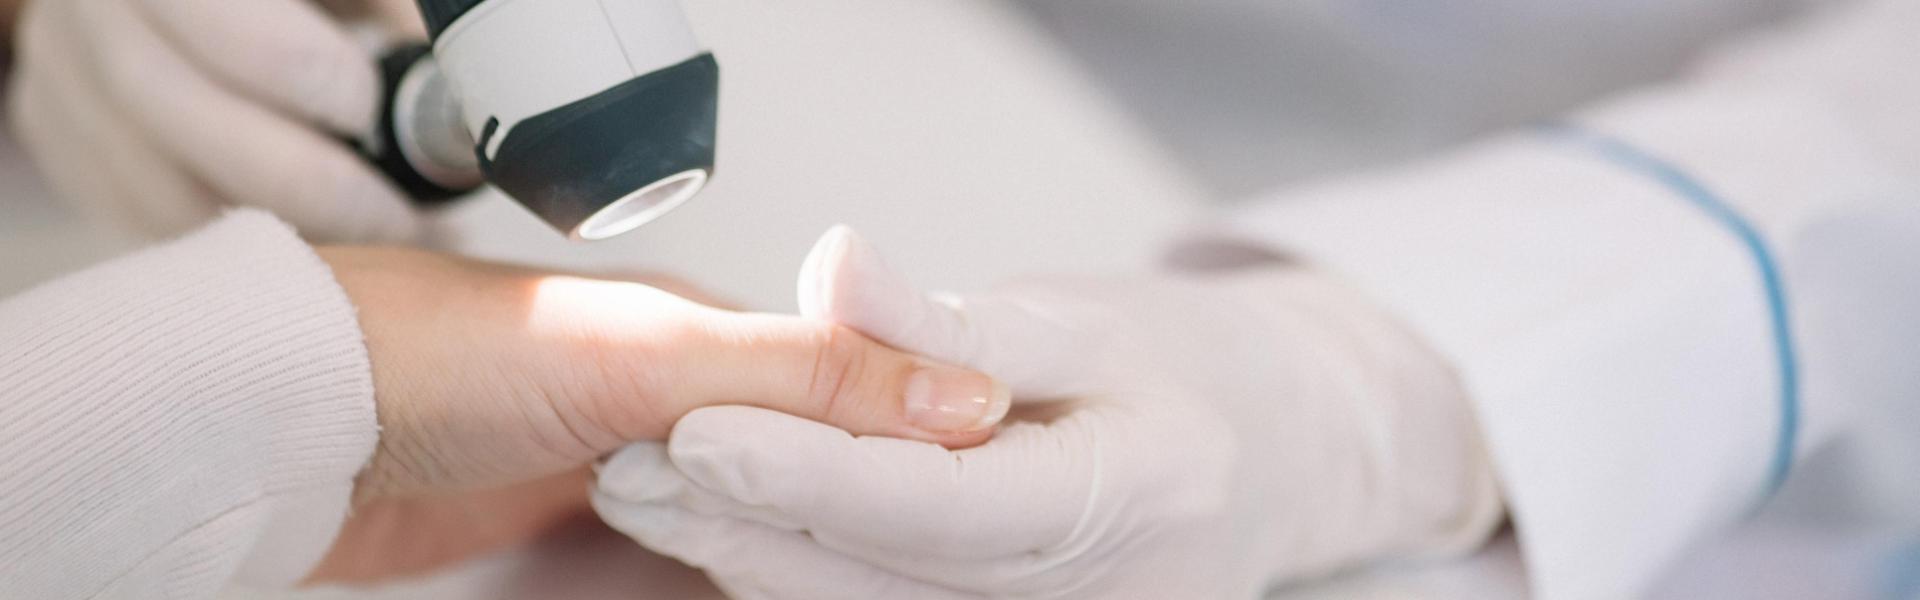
[{"xmin": 572, "ymin": 168, "xmax": 708, "ymax": 241}]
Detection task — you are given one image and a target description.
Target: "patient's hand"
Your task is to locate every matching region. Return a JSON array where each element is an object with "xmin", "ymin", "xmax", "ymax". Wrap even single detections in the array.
[{"xmin": 304, "ymin": 246, "xmax": 1010, "ymax": 581}]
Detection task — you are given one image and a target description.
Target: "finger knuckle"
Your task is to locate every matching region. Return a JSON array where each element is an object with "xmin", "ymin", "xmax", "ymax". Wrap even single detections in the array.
[
  {"xmin": 566, "ymin": 331, "xmax": 679, "ymax": 441},
  {"xmin": 805, "ymin": 324, "xmax": 875, "ymax": 424}
]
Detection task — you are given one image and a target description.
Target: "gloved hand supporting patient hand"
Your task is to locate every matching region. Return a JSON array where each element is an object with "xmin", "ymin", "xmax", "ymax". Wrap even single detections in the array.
[
  {"xmin": 7, "ymin": 0, "xmax": 417, "ymax": 242},
  {"xmin": 593, "ymin": 228, "xmax": 1504, "ymax": 598},
  {"xmin": 306, "ymin": 246, "xmax": 1009, "ymax": 581}
]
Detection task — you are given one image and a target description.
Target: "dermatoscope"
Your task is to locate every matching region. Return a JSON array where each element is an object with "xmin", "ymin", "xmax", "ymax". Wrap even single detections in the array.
[{"xmin": 359, "ymin": 0, "xmax": 718, "ymax": 241}]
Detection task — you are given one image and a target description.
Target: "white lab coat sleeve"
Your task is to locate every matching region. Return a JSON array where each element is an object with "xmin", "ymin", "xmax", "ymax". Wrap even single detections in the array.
[
  {"xmin": 0, "ymin": 210, "xmax": 379, "ymax": 599},
  {"xmin": 1174, "ymin": 1, "xmax": 1920, "ymax": 598}
]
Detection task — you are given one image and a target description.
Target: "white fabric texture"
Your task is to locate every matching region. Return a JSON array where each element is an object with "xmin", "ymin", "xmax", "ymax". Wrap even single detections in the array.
[
  {"xmin": 594, "ymin": 227, "xmax": 1504, "ymax": 598},
  {"xmin": 0, "ymin": 210, "xmax": 379, "ymax": 599},
  {"xmin": 1189, "ymin": 0, "xmax": 1920, "ymax": 597}
]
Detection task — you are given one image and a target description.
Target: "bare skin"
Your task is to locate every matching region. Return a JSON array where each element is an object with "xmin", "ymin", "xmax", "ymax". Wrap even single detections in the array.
[{"xmin": 307, "ymin": 247, "xmax": 1007, "ymax": 582}]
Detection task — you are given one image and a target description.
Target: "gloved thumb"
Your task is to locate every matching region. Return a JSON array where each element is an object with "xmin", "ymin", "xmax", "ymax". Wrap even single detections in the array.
[{"xmin": 796, "ymin": 226, "xmax": 1113, "ymax": 398}]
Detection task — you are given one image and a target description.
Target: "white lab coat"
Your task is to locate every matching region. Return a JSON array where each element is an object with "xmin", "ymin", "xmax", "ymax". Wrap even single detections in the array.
[{"xmin": 1192, "ymin": 1, "xmax": 1920, "ymax": 597}]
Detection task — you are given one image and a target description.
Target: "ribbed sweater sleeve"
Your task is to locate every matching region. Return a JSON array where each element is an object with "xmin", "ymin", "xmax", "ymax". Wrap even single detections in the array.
[{"xmin": 0, "ymin": 210, "xmax": 379, "ymax": 599}]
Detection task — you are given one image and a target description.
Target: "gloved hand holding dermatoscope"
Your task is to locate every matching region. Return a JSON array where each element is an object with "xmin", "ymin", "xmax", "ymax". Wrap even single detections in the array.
[
  {"xmin": 10, "ymin": 0, "xmax": 716, "ymax": 243},
  {"xmin": 9, "ymin": 0, "xmax": 424, "ymax": 242},
  {"xmin": 358, "ymin": 0, "xmax": 719, "ymax": 241}
]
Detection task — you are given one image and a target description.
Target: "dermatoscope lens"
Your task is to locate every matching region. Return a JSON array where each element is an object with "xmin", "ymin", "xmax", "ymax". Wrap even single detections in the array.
[{"xmin": 571, "ymin": 169, "xmax": 709, "ymax": 241}]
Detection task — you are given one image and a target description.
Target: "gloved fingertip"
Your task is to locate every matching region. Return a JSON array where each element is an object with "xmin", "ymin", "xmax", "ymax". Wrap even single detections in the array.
[
  {"xmin": 334, "ymin": 212, "xmax": 420, "ymax": 245},
  {"xmin": 598, "ymin": 441, "xmax": 669, "ymax": 473},
  {"xmin": 338, "ymin": 178, "xmax": 424, "ymax": 244},
  {"xmin": 593, "ymin": 442, "xmax": 682, "ymax": 502},
  {"xmin": 328, "ymin": 74, "xmax": 380, "ymax": 139},
  {"xmin": 798, "ymin": 224, "xmax": 860, "ymax": 319},
  {"xmin": 797, "ymin": 225, "xmax": 923, "ymax": 333},
  {"xmin": 376, "ymin": 211, "xmax": 426, "ymax": 244},
  {"xmin": 666, "ymin": 408, "xmax": 758, "ymax": 465},
  {"xmin": 665, "ymin": 407, "xmax": 830, "ymax": 501},
  {"xmin": 589, "ymin": 490, "xmax": 684, "ymax": 540},
  {"xmin": 305, "ymin": 41, "xmax": 382, "ymax": 138}
]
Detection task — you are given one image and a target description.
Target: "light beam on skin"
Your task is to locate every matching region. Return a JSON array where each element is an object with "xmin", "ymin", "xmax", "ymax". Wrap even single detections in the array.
[
  {"xmin": 521, "ymin": 274, "xmax": 713, "ymax": 445},
  {"xmin": 526, "ymin": 276, "xmax": 709, "ymax": 339}
]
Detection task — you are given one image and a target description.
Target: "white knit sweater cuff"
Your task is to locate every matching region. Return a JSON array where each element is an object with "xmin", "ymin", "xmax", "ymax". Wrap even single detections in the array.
[
  {"xmin": 0, "ymin": 209, "xmax": 378, "ymax": 594},
  {"xmin": 209, "ymin": 212, "xmax": 382, "ymax": 586}
]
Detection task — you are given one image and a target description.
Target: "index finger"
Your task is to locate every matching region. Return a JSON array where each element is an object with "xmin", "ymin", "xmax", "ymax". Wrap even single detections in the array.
[{"xmin": 662, "ymin": 405, "xmax": 1098, "ymax": 560}]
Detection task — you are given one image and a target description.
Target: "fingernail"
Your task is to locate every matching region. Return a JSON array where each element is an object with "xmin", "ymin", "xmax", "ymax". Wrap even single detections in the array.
[{"xmin": 904, "ymin": 363, "xmax": 1011, "ymax": 433}]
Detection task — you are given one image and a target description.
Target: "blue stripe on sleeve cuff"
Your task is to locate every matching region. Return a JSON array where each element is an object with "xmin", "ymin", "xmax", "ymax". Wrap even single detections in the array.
[{"xmin": 1545, "ymin": 123, "xmax": 1801, "ymax": 502}]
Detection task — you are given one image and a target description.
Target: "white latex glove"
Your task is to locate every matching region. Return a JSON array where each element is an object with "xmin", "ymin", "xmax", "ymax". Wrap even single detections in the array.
[
  {"xmin": 6, "ymin": 0, "xmax": 419, "ymax": 242},
  {"xmin": 593, "ymin": 227, "xmax": 1505, "ymax": 599}
]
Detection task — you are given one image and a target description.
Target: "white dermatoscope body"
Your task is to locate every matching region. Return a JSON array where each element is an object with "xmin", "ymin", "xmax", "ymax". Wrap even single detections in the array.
[{"xmin": 367, "ymin": 0, "xmax": 719, "ymax": 240}]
